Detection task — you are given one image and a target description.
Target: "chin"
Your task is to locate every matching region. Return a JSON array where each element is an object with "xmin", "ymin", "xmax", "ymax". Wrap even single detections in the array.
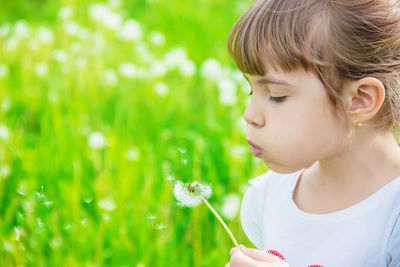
[{"xmin": 263, "ymin": 160, "xmax": 306, "ymax": 174}]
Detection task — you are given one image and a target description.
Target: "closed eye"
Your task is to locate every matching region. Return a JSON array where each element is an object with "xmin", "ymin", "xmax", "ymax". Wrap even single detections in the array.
[{"xmin": 269, "ymin": 96, "xmax": 286, "ymax": 103}]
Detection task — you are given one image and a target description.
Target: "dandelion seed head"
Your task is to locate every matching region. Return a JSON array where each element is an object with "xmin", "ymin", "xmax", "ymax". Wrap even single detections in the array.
[
  {"xmin": 178, "ymin": 59, "xmax": 196, "ymax": 77},
  {"xmin": 221, "ymin": 193, "xmax": 241, "ymax": 220},
  {"xmin": 37, "ymin": 27, "xmax": 54, "ymax": 44},
  {"xmin": 104, "ymin": 69, "xmax": 118, "ymax": 86},
  {"xmin": 125, "ymin": 148, "xmax": 140, "ymax": 161},
  {"xmin": 34, "ymin": 62, "xmax": 48, "ymax": 77},
  {"xmin": 88, "ymin": 132, "xmax": 107, "ymax": 149},
  {"xmin": 58, "ymin": 6, "xmax": 73, "ymax": 20},
  {"xmin": 153, "ymin": 82, "xmax": 169, "ymax": 96},
  {"xmin": 119, "ymin": 62, "xmax": 137, "ymax": 78},
  {"xmin": 149, "ymin": 31, "xmax": 165, "ymax": 46},
  {"xmin": 173, "ymin": 181, "xmax": 212, "ymax": 207},
  {"xmin": 201, "ymin": 58, "xmax": 222, "ymax": 81},
  {"xmin": 0, "ymin": 125, "xmax": 10, "ymax": 140},
  {"xmin": 14, "ymin": 21, "xmax": 30, "ymax": 38},
  {"xmin": 98, "ymin": 198, "xmax": 116, "ymax": 211},
  {"xmin": 0, "ymin": 165, "xmax": 11, "ymax": 179},
  {"xmin": 0, "ymin": 64, "xmax": 9, "ymax": 78},
  {"xmin": 118, "ymin": 19, "xmax": 142, "ymax": 41},
  {"xmin": 52, "ymin": 49, "xmax": 69, "ymax": 63}
]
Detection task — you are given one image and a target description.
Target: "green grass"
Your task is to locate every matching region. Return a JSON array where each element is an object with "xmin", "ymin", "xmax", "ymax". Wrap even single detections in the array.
[{"xmin": 0, "ymin": 0, "xmax": 268, "ymax": 266}]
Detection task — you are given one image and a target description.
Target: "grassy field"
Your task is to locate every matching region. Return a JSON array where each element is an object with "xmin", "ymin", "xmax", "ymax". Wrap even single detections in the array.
[{"xmin": 0, "ymin": 0, "xmax": 269, "ymax": 266}]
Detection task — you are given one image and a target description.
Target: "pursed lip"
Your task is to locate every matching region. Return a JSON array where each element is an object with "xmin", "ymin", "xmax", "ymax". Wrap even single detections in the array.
[{"xmin": 247, "ymin": 138, "xmax": 263, "ymax": 156}]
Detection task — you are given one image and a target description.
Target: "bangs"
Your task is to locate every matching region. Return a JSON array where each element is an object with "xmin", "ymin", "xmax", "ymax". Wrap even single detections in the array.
[{"xmin": 227, "ymin": 0, "xmax": 329, "ymax": 76}]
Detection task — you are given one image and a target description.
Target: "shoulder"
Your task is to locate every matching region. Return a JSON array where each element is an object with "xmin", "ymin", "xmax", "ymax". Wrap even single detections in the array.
[{"xmin": 247, "ymin": 169, "xmax": 301, "ymax": 196}]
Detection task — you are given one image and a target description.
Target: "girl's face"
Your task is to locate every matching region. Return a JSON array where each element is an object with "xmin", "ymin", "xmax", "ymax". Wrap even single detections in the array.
[{"xmin": 244, "ymin": 67, "xmax": 349, "ymax": 174}]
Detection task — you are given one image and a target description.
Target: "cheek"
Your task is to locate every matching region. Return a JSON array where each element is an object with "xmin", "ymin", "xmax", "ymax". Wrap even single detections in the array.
[{"xmin": 268, "ymin": 101, "xmax": 347, "ymax": 162}]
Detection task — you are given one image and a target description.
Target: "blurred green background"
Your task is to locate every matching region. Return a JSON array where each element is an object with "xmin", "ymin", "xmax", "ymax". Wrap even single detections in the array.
[{"xmin": 0, "ymin": 0, "xmax": 269, "ymax": 266}]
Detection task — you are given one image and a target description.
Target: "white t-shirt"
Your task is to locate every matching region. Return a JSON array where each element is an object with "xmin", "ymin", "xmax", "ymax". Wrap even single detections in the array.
[{"xmin": 241, "ymin": 170, "xmax": 400, "ymax": 267}]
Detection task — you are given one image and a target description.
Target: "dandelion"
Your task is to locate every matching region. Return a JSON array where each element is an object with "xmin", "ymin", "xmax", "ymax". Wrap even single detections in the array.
[
  {"xmin": 88, "ymin": 132, "xmax": 107, "ymax": 149},
  {"xmin": 98, "ymin": 198, "xmax": 116, "ymax": 211},
  {"xmin": 118, "ymin": 19, "xmax": 142, "ymax": 41},
  {"xmin": 63, "ymin": 21, "xmax": 79, "ymax": 36},
  {"xmin": 218, "ymin": 78, "xmax": 237, "ymax": 106},
  {"xmin": 104, "ymin": 69, "xmax": 118, "ymax": 86},
  {"xmin": 37, "ymin": 27, "xmax": 54, "ymax": 44},
  {"xmin": 0, "ymin": 125, "xmax": 10, "ymax": 140},
  {"xmin": 153, "ymin": 82, "xmax": 169, "ymax": 96},
  {"xmin": 0, "ymin": 23, "xmax": 11, "ymax": 37},
  {"xmin": 173, "ymin": 180, "xmax": 239, "ymax": 248},
  {"xmin": 201, "ymin": 58, "xmax": 222, "ymax": 81},
  {"xmin": 58, "ymin": 6, "xmax": 73, "ymax": 20},
  {"xmin": 221, "ymin": 193, "xmax": 241, "ymax": 220},
  {"xmin": 53, "ymin": 49, "xmax": 69, "ymax": 63},
  {"xmin": 14, "ymin": 20, "xmax": 30, "ymax": 38},
  {"xmin": 149, "ymin": 31, "xmax": 165, "ymax": 46},
  {"xmin": 0, "ymin": 64, "xmax": 8, "ymax": 78},
  {"xmin": 178, "ymin": 59, "xmax": 196, "ymax": 77},
  {"xmin": 125, "ymin": 147, "xmax": 140, "ymax": 161},
  {"xmin": 119, "ymin": 62, "xmax": 137, "ymax": 78},
  {"xmin": 0, "ymin": 165, "xmax": 11, "ymax": 179},
  {"xmin": 34, "ymin": 62, "xmax": 48, "ymax": 77}
]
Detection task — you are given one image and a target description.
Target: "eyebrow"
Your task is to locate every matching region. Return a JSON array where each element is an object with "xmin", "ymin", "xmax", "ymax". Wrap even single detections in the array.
[{"xmin": 243, "ymin": 74, "xmax": 293, "ymax": 87}]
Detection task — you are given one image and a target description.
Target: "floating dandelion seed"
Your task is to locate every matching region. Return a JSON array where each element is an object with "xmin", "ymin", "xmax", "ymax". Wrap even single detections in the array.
[{"xmin": 173, "ymin": 180, "xmax": 239, "ymax": 248}]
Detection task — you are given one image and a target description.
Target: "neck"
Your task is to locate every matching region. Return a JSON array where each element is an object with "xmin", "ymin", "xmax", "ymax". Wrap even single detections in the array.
[{"xmin": 315, "ymin": 127, "xmax": 400, "ymax": 186}]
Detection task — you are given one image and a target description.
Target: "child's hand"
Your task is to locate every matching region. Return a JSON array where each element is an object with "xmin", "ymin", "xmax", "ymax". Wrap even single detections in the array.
[{"xmin": 225, "ymin": 245, "xmax": 290, "ymax": 267}]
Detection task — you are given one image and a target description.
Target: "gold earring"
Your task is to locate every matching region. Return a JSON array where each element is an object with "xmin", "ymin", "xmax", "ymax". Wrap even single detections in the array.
[{"xmin": 353, "ymin": 120, "xmax": 363, "ymax": 127}]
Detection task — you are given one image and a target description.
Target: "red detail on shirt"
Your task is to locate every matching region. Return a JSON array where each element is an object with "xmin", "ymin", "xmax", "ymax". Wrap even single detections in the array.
[
  {"xmin": 266, "ymin": 250, "xmax": 324, "ymax": 267},
  {"xmin": 266, "ymin": 250, "xmax": 286, "ymax": 261}
]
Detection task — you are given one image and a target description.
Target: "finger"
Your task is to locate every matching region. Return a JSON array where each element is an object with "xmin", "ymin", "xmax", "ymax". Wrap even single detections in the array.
[
  {"xmin": 240, "ymin": 245, "xmax": 287, "ymax": 264},
  {"xmin": 230, "ymin": 247, "xmax": 240, "ymax": 256},
  {"xmin": 230, "ymin": 248, "xmax": 263, "ymax": 267},
  {"xmin": 224, "ymin": 262, "xmax": 230, "ymax": 267}
]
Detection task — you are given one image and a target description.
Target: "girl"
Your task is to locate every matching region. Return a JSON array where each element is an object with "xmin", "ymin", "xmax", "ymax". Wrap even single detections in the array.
[{"xmin": 225, "ymin": 0, "xmax": 400, "ymax": 266}]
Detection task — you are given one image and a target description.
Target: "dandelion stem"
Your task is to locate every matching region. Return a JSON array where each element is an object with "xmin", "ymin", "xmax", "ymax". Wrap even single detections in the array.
[{"xmin": 203, "ymin": 199, "xmax": 239, "ymax": 248}]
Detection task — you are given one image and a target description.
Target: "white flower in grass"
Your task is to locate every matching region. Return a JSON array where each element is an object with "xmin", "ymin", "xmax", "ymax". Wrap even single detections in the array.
[
  {"xmin": 125, "ymin": 147, "xmax": 140, "ymax": 161},
  {"xmin": 0, "ymin": 64, "xmax": 9, "ymax": 78},
  {"xmin": 201, "ymin": 58, "xmax": 222, "ymax": 81},
  {"xmin": 119, "ymin": 62, "xmax": 137, "ymax": 78},
  {"xmin": 221, "ymin": 193, "xmax": 241, "ymax": 220},
  {"xmin": 149, "ymin": 60, "xmax": 167, "ymax": 77},
  {"xmin": 58, "ymin": 6, "xmax": 73, "ymax": 20},
  {"xmin": 0, "ymin": 23, "xmax": 11, "ymax": 37},
  {"xmin": 163, "ymin": 47, "xmax": 187, "ymax": 67},
  {"xmin": 14, "ymin": 21, "xmax": 30, "ymax": 38},
  {"xmin": 5, "ymin": 38, "xmax": 18, "ymax": 51},
  {"xmin": 34, "ymin": 63, "xmax": 48, "ymax": 77},
  {"xmin": 98, "ymin": 198, "xmax": 116, "ymax": 211},
  {"xmin": 118, "ymin": 19, "xmax": 142, "ymax": 41},
  {"xmin": 0, "ymin": 165, "xmax": 11, "ymax": 179},
  {"xmin": 88, "ymin": 132, "xmax": 107, "ymax": 149},
  {"xmin": 53, "ymin": 49, "xmax": 69, "ymax": 63},
  {"xmin": 149, "ymin": 31, "xmax": 165, "ymax": 46},
  {"xmin": 109, "ymin": 0, "xmax": 121, "ymax": 8},
  {"xmin": 104, "ymin": 69, "xmax": 118, "ymax": 86},
  {"xmin": 37, "ymin": 27, "xmax": 54, "ymax": 44},
  {"xmin": 88, "ymin": 3, "xmax": 121, "ymax": 30},
  {"xmin": 63, "ymin": 21, "xmax": 79, "ymax": 36},
  {"xmin": 178, "ymin": 59, "xmax": 196, "ymax": 77},
  {"xmin": 75, "ymin": 57, "xmax": 88, "ymax": 69},
  {"xmin": 173, "ymin": 181, "xmax": 212, "ymax": 207},
  {"xmin": 153, "ymin": 82, "xmax": 169, "ymax": 96},
  {"xmin": 218, "ymin": 79, "xmax": 237, "ymax": 106},
  {"xmin": 0, "ymin": 124, "xmax": 10, "ymax": 139}
]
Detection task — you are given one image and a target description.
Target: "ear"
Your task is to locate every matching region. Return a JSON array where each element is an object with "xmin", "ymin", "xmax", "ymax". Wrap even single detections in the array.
[{"xmin": 344, "ymin": 77, "xmax": 385, "ymax": 123}]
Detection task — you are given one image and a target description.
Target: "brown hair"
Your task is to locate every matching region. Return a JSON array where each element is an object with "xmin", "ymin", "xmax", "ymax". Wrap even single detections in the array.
[{"xmin": 227, "ymin": 0, "xmax": 400, "ymax": 130}]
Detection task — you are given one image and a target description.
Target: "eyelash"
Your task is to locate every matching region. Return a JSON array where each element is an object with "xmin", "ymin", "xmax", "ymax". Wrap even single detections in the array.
[{"xmin": 248, "ymin": 90, "xmax": 287, "ymax": 103}]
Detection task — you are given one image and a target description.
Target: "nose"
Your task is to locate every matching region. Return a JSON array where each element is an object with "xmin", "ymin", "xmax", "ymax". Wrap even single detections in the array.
[{"xmin": 244, "ymin": 98, "xmax": 265, "ymax": 127}]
